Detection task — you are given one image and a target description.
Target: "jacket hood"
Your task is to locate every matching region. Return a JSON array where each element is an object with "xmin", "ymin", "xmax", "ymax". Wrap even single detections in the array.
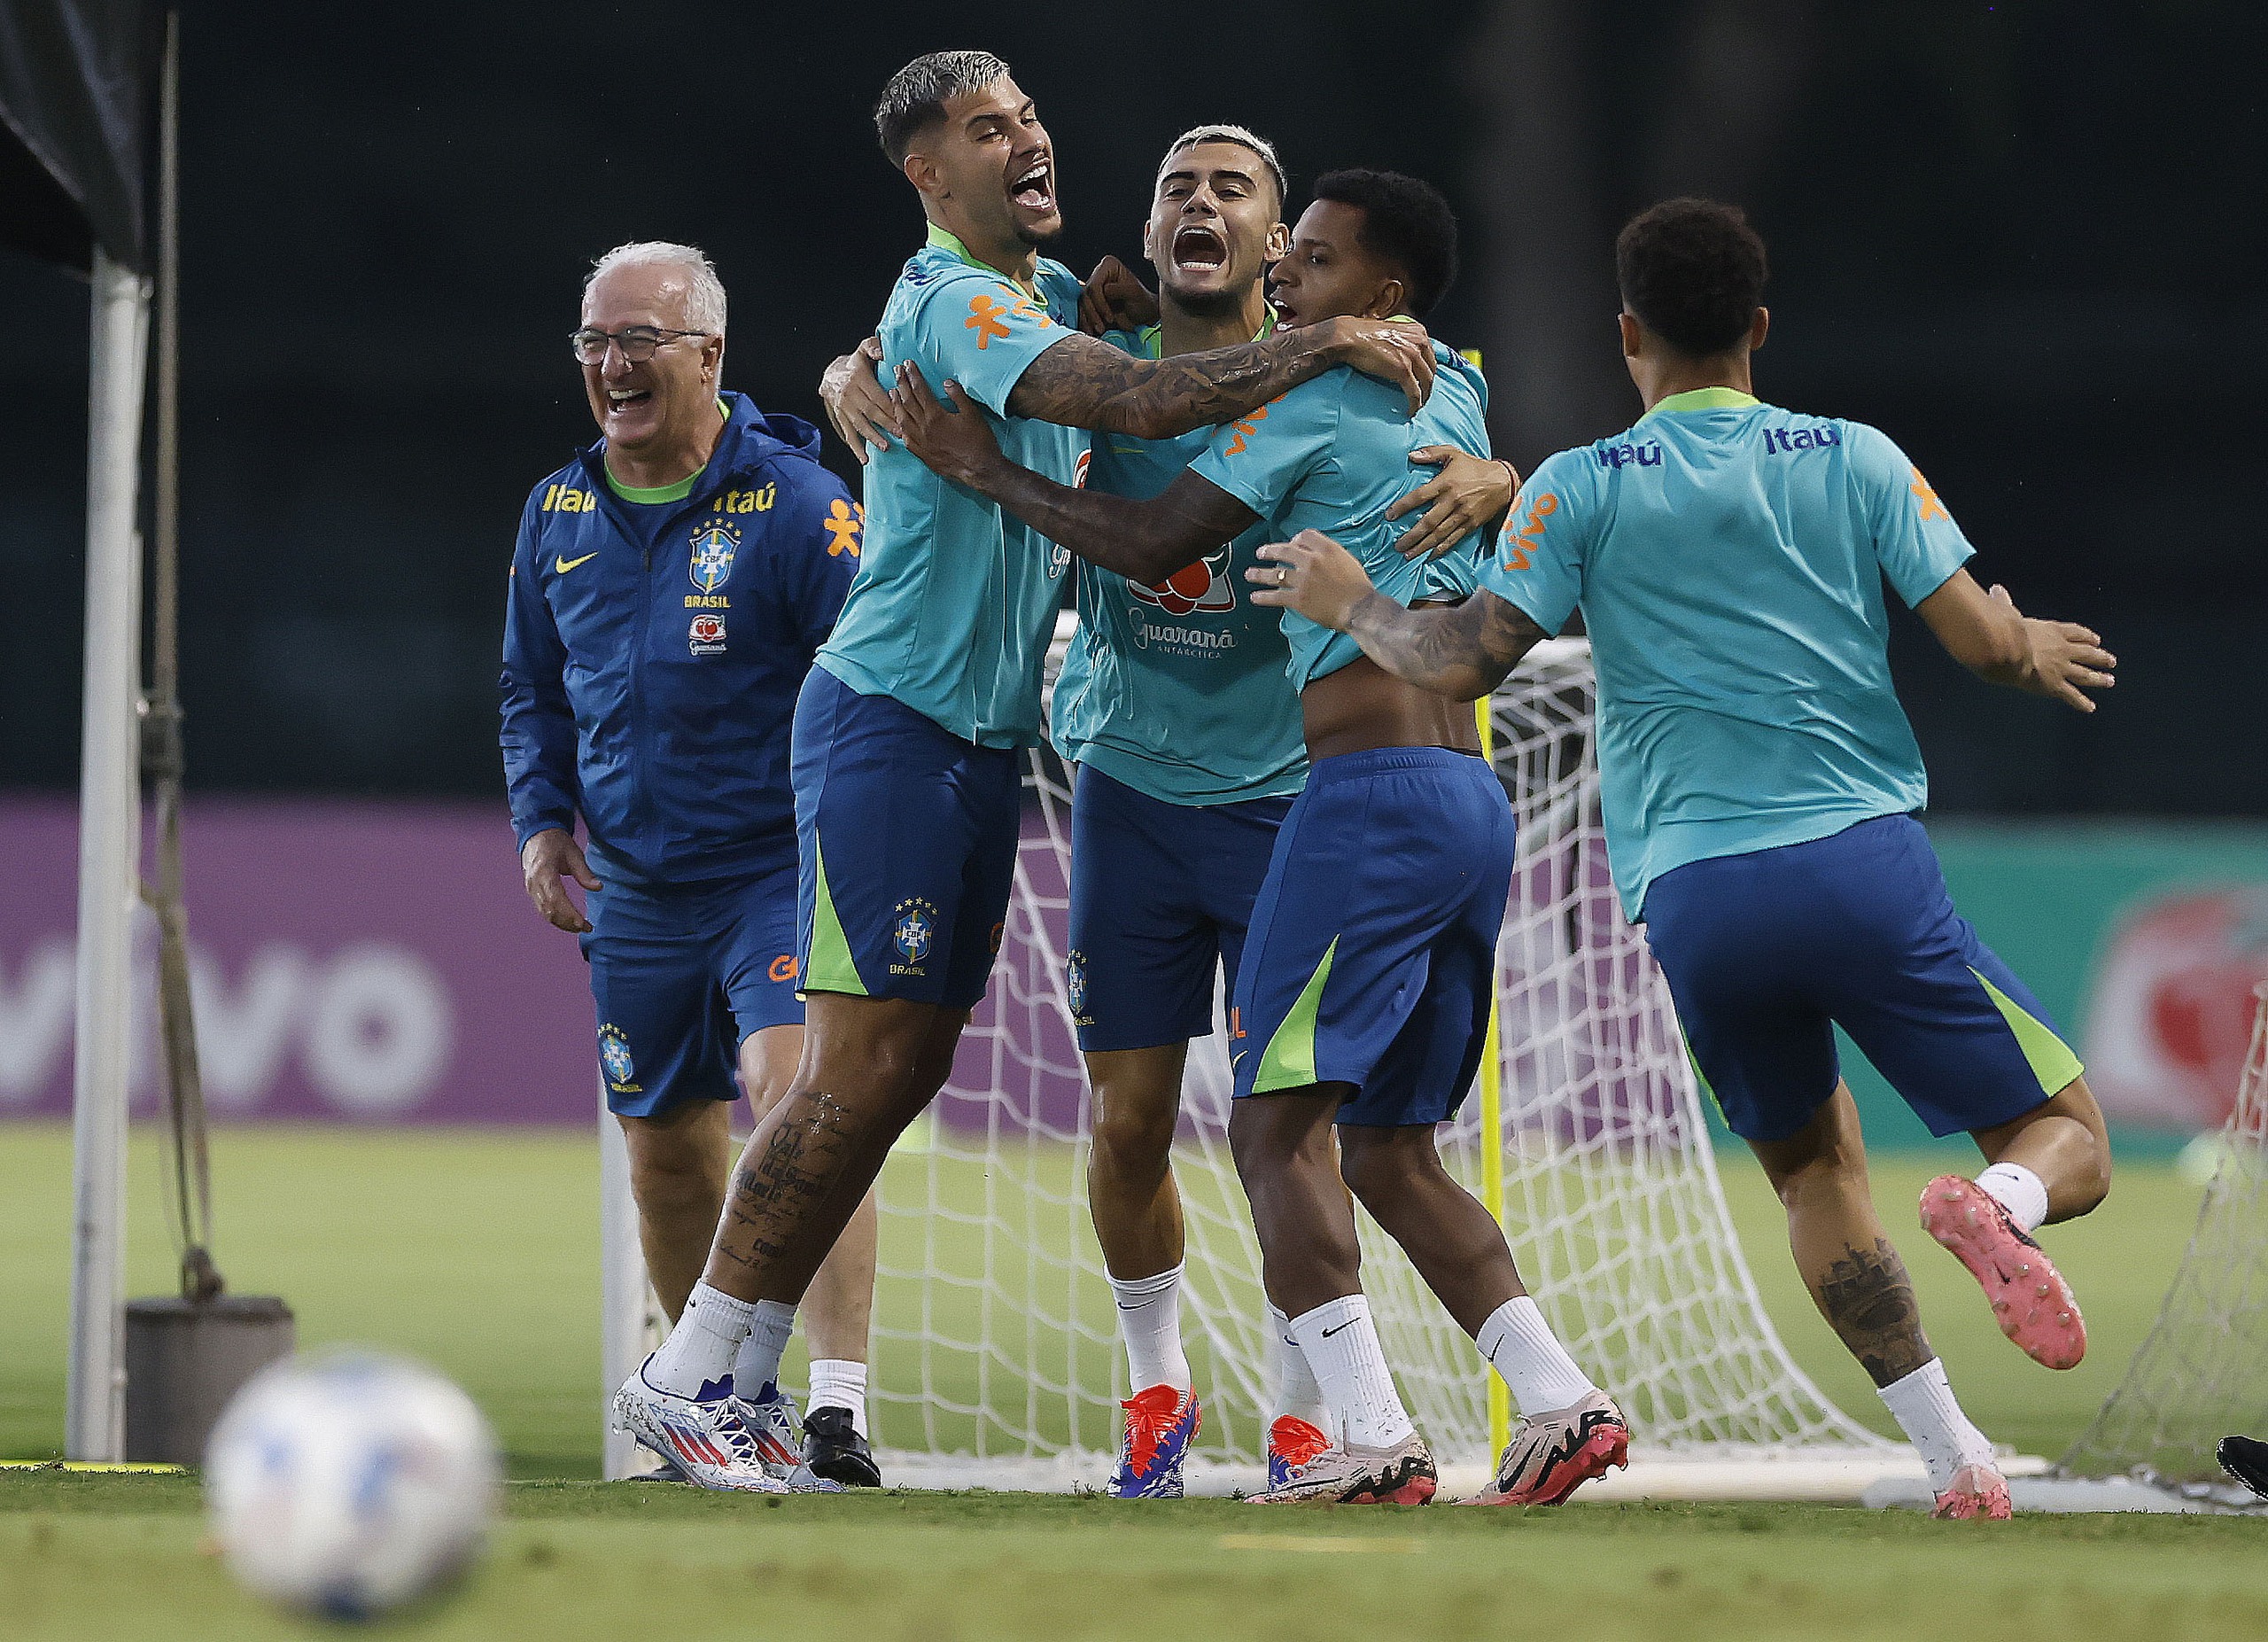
[{"xmin": 720, "ymin": 389, "xmax": 825, "ymax": 466}]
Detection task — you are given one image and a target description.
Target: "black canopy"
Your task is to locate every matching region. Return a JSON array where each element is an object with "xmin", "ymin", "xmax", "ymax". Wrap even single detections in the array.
[{"xmin": 0, "ymin": 0, "xmax": 165, "ymax": 271}]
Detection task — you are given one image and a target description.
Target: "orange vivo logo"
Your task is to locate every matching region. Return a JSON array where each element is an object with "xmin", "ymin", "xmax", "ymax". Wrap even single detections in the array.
[{"xmin": 1502, "ymin": 491, "xmax": 1557, "ymax": 572}]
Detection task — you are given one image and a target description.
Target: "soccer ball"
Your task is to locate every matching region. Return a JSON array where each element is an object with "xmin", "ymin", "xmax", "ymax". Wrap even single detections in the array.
[{"xmin": 204, "ymin": 1348, "xmax": 502, "ymax": 1619}]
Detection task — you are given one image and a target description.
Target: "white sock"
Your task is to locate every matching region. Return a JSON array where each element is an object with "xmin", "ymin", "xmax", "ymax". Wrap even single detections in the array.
[
  {"xmin": 727, "ymin": 1298, "xmax": 797, "ymax": 1399},
  {"xmin": 1108, "ymin": 1264, "xmax": 1192, "ymax": 1394},
  {"xmin": 806, "ymin": 1358, "xmax": 869, "ymax": 1438},
  {"xmin": 1288, "ymin": 1296, "xmax": 1415, "ymax": 1450},
  {"xmin": 1977, "ymin": 1162, "xmax": 2050, "ymax": 1234},
  {"xmin": 1877, "ymin": 1358, "xmax": 1996, "ymax": 1492},
  {"xmin": 1268, "ymin": 1303, "xmax": 1331, "ymax": 1432},
  {"xmin": 1474, "ymin": 1296, "xmax": 1598, "ymax": 1416},
  {"xmin": 647, "ymin": 1282, "xmax": 756, "ymax": 1399}
]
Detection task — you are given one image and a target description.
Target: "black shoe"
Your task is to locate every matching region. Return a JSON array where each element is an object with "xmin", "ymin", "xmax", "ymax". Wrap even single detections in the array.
[
  {"xmin": 802, "ymin": 1405, "xmax": 882, "ymax": 1488},
  {"xmin": 2218, "ymin": 1436, "xmax": 2268, "ymax": 1499}
]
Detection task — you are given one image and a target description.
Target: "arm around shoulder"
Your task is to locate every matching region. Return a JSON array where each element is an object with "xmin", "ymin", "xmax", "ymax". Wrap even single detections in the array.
[{"xmin": 1003, "ymin": 316, "xmax": 1435, "ymax": 439}]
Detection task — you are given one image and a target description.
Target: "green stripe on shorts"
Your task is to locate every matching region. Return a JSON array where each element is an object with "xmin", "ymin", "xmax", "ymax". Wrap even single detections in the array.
[
  {"xmin": 802, "ymin": 837, "xmax": 868, "ymax": 998},
  {"xmin": 1253, "ymin": 936, "xmax": 1339, "ymax": 1094},
  {"xmin": 1969, "ymin": 966, "xmax": 2083, "ymax": 1096}
]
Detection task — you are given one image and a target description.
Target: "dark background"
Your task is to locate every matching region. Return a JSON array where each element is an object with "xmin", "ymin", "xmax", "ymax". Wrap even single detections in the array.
[{"xmin": 3, "ymin": 1, "xmax": 2262, "ymax": 813}]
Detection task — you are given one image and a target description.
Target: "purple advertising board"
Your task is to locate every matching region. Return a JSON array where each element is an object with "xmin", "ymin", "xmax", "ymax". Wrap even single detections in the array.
[
  {"xmin": 3, "ymin": 797, "xmax": 596, "ymax": 1124},
  {"xmin": 1, "ymin": 794, "xmax": 1090, "ymax": 1130}
]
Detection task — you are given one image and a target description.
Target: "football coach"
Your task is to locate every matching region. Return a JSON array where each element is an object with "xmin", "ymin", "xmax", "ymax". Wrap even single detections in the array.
[{"xmin": 500, "ymin": 241, "xmax": 881, "ymax": 1485}]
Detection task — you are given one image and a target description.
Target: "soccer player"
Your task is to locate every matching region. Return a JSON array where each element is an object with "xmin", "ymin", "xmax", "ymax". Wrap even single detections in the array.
[
  {"xmin": 1250, "ymin": 197, "xmax": 2118, "ymax": 1520},
  {"xmin": 501, "ymin": 242, "xmax": 881, "ymax": 1490},
  {"xmin": 610, "ymin": 51, "xmax": 1438, "ymax": 1490},
  {"xmin": 890, "ymin": 170, "xmax": 1629, "ymax": 1507},
  {"xmin": 827, "ymin": 125, "xmax": 1514, "ymax": 1498}
]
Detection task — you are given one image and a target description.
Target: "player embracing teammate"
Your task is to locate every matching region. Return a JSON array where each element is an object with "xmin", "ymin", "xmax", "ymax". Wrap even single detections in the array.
[
  {"xmin": 1259, "ymin": 198, "xmax": 2116, "ymax": 1520},
  {"xmin": 827, "ymin": 123, "xmax": 1517, "ymax": 1500},
  {"xmin": 611, "ymin": 50, "xmax": 1435, "ymax": 1493},
  {"xmin": 890, "ymin": 166, "xmax": 1631, "ymax": 1506}
]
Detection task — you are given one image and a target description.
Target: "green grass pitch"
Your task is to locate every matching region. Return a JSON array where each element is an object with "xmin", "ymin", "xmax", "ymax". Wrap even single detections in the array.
[{"xmin": 2, "ymin": 1124, "xmax": 2262, "ymax": 1638}]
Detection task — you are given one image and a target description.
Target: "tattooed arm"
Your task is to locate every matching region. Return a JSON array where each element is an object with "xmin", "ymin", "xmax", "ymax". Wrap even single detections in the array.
[
  {"xmin": 891, "ymin": 363, "xmax": 1255, "ymax": 584},
  {"xmin": 1005, "ymin": 318, "xmax": 1436, "ymax": 437},
  {"xmin": 1248, "ymin": 530, "xmax": 1550, "ymax": 700}
]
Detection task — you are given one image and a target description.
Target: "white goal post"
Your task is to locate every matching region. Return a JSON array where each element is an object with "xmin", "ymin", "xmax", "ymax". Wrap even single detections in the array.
[{"xmin": 603, "ymin": 628, "xmax": 1910, "ymax": 1493}]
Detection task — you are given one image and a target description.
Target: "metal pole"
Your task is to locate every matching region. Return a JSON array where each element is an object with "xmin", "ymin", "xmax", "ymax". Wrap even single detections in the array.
[
  {"xmin": 68, "ymin": 248, "xmax": 152, "ymax": 1462},
  {"xmin": 1474, "ymin": 694, "xmax": 1511, "ymax": 1464}
]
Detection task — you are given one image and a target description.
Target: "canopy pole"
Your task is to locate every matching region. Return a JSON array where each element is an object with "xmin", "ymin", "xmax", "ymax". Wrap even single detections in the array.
[{"xmin": 67, "ymin": 247, "xmax": 152, "ymax": 1462}]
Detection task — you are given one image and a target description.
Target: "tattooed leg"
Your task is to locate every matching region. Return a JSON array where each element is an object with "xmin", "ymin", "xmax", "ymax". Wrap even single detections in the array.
[
  {"xmin": 1750, "ymin": 1081, "xmax": 1936, "ymax": 1387},
  {"xmin": 702, "ymin": 993, "xmax": 967, "ymax": 1306},
  {"xmin": 1814, "ymin": 1238, "xmax": 1931, "ymax": 1386}
]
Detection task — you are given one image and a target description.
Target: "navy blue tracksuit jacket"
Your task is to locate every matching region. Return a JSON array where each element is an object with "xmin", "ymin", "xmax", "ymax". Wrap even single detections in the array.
[{"xmin": 500, "ymin": 390, "xmax": 860, "ymax": 887}]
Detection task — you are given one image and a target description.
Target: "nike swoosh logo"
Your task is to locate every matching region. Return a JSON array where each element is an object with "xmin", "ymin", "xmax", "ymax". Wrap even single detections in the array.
[
  {"xmin": 555, "ymin": 552, "xmax": 598, "ymax": 573},
  {"xmin": 1318, "ymin": 1320, "xmax": 1353, "ymax": 1338}
]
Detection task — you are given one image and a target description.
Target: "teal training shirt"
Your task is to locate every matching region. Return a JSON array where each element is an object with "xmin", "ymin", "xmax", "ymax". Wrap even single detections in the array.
[
  {"xmin": 1049, "ymin": 322, "xmax": 1308, "ymax": 805},
  {"xmin": 816, "ymin": 226, "xmax": 1090, "ymax": 748},
  {"xmin": 1190, "ymin": 339, "xmax": 1493, "ymax": 691},
  {"xmin": 1478, "ymin": 386, "xmax": 1976, "ymax": 922}
]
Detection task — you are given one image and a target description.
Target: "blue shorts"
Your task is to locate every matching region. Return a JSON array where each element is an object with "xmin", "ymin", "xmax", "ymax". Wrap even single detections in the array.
[
  {"xmin": 582, "ymin": 853, "xmax": 804, "ymax": 1119},
  {"xmin": 1068, "ymin": 765, "xmax": 1293, "ymax": 1054},
  {"xmin": 1642, "ymin": 814, "xmax": 2085, "ymax": 1144},
  {"xmin": 792, "ymin": 664, "xmax": 1020, "ymax": 1011},
  {"xmin": 1230, "ymin": 747, "xmax": 1515, "ymax": 1127}
]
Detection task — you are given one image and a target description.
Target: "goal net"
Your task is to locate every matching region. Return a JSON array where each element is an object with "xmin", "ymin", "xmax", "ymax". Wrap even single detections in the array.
[
  {"xmin": 2062, "ymin": 984, "xmax": 2268, "ymax": 1488},
  {"xmin": 602, "ymin": 634, "xmax": 1896, "ymax": 1488}
]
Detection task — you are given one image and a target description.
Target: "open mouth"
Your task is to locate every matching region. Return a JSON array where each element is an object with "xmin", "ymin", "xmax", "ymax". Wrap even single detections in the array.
[
  {"xmin": 1170, "ymin": 224, "xmax": 1228, "ymax": 275},
  {"xmin": 606, "ymin": 386, "xmax": 652, "ymax": 417},
  {"xmin": 1009, "ymin": 159, "xmax": 1055, "ymax": 213}
]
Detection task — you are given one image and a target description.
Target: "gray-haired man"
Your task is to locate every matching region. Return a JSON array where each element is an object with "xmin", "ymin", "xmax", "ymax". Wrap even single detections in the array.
[{"xmin": 501, "ymin": 241, "xmax": 881, "ymax": 1489}]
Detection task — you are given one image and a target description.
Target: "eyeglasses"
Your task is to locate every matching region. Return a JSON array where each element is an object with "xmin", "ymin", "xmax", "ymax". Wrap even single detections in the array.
[{"xmin": 568, "ymin": 325, "xmax": 712, "ymax": 365}]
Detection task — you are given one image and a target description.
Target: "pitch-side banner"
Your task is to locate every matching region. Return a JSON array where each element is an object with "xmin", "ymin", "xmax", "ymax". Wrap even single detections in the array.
[
  {"xmin": 0, "ymin": 796, "xmax": 595, "ymax": 1123},
  {"xmin": 0, "ymin": 795, "xmax": 1083, "ymax": 1132},
  {"xmin": 4, "ymin": 798, "xmax": 2265, "ymax": 1133}
]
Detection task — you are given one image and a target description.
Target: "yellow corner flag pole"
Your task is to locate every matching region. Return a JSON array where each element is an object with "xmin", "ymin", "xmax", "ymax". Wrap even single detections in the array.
[{"xmin": 1476, "ymin": 695, "xmax": 1511, "ymax": 1461}]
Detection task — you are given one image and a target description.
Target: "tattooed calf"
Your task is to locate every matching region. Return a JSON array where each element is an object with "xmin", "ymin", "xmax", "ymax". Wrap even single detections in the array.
[{"xmin": 1816, "ymin": 1237, "xmax": 1932, "ymax": 1386}]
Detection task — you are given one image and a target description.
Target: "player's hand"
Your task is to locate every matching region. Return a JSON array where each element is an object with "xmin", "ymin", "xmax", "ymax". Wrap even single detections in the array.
[
  {"xmin": 1995, "ymin": 583, "xmax": 2117, "ymax": 712},
  {"xmin": 890, "ymin": 362, "xmax": 1002, "ymax": 488},
  {"xmin": 1321, "ymin": 316, "xmax": 1436, "ymax": 416},
  {"xmin": 1247, "ymin": 531, "xmax": 1379, "ymax": 632},
  {"xmin": 1387, "ymin": 450, "xmax": 1518, "ymax": 560},
  {"xmin": 522, "ymin": 829, "xmax": 599, "ymax": 934},
  {"xmin": 820, "ymin": 337, "xmax": 898, "ymax": 463},
  {"xmin": 1080, "ymin": 255, "xmax": 1159, "ymax": 335}
]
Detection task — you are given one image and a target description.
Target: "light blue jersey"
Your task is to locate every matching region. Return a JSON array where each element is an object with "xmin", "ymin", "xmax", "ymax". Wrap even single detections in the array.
[
  {"xmin": 1479, "ymin": 386, "xmax": 1975, "ymax": 921},
  {"xmin": 1191, "ymin": 339, "xmax": 1493, "ymax": 691},
  {"xmin": 1049, "ymin": 323, "xmax": 1307, "ymax": 805},
  {"xmin": 817, "ymin": 226, "xmax": 1089, "ymax": 748}
]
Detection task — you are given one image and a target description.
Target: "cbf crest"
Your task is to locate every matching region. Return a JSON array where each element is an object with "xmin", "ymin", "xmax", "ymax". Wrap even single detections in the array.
[
  {"xmin": 597, "ymin": 1023, "xmax": 640, "ymax": 1093},
  {"xmin": 689, "ymin": 518, "xmax": 741, "ymax": 595},
  {"xmin": 890, "ymin": 897, "xmax": 940, "ymax": 977}
]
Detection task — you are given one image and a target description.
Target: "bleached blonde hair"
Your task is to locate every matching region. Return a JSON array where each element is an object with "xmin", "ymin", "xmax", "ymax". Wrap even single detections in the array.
[{"xmin": 1158, "ymin": 124, "xmax": 1287, "ymax": 208}]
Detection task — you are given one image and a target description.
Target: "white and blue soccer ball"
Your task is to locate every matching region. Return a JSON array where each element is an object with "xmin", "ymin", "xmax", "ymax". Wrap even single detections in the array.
[{"xmin": 204, "ymin": 1348, "xmax": 502, "ymax": 1620}]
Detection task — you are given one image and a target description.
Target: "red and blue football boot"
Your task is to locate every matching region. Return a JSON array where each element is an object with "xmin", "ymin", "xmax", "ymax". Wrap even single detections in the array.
[{"xmin": 1108, "ymin": 1384, "xmax": 1200, "ymax": 1499}]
